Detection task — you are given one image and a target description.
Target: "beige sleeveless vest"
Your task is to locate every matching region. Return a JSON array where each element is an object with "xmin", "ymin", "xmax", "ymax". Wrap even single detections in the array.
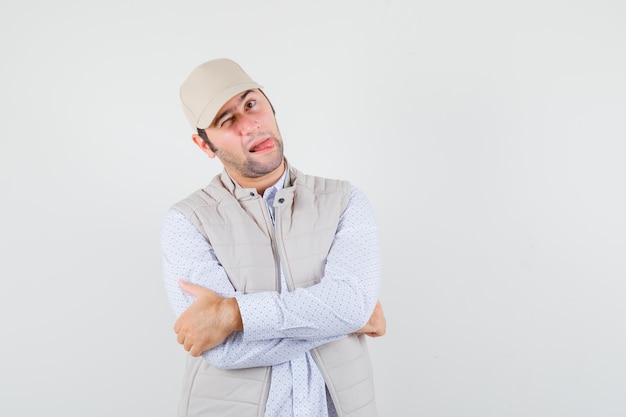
[{"xmin": 172, "ymin": 164, "xmax": 378, "ymax": 417}]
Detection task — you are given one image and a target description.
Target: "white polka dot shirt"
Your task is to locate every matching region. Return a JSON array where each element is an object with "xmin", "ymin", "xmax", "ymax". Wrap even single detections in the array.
[{"xmin": 161, "ymin": 175, "xmax": 382, "ymax": 417}]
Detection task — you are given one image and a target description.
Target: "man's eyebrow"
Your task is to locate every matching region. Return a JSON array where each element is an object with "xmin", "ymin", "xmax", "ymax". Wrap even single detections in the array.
[{"xmin": 212, "ymin": 90, "xmax": 255, "ymax": 127}]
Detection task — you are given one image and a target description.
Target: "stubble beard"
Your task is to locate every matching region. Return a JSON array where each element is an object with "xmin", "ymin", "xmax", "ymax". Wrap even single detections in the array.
[
  {"xmin": 243, "ymin": 137, "xmax": 284, "ymax": 178},
  {"xmin": 217, "ymin": 134, "xmax": 284, "ymax": 179}
]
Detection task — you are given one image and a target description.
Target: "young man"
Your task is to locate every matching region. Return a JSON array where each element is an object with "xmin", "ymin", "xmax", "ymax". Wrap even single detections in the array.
[{"xmin": 161, "ymin": 58, "xmax": 386, "ymax": 417}]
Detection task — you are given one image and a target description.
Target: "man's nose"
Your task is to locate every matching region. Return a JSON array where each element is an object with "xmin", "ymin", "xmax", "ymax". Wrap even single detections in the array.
[{"xmin": 238, "ymin": 115, "xmax": 259, "ymax": 135}]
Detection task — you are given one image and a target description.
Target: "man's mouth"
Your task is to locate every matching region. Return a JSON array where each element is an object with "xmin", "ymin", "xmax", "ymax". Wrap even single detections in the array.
[{"xmin": 249, "ymin": 138, "xmax": 274, "ymax": 153}]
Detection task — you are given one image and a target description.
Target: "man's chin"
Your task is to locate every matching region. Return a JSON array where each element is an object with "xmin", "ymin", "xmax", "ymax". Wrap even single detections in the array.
[{"xmin": 246, "ymin": 154, "xmax": 284, "ymax": 177}]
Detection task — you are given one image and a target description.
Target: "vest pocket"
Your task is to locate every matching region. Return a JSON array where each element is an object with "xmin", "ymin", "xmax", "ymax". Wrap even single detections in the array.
[{"xmin": 181, "ymin": 356, "xmax": 270, "ymax": 417}]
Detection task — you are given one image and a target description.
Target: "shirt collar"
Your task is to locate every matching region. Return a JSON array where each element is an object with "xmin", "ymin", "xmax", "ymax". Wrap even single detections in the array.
[{"xmin": 263, "ymin": 169, "xmax": 287, "ymax": 205}]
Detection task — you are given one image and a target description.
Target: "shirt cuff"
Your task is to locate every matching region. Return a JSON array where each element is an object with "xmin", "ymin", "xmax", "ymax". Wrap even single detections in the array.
[{"xmin": 235, "ymin": 291, "xmax": 283, "ymax": 342}]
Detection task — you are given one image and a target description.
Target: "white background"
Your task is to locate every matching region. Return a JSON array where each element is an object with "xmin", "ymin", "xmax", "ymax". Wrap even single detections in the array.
[{"xmin": 1, "ymin": 1, "xmax": 625, "ymax": 416}]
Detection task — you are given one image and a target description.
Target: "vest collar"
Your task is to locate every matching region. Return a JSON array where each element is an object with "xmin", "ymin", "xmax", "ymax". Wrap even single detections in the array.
[{"xmin": 218, "ymin": 159, "xmax": 296, "ymax": 200}]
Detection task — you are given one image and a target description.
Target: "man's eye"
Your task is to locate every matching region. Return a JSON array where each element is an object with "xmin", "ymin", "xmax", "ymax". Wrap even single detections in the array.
[
  {"xmin": 246, "ymin": 100, "xmax": 256, "ymax": 109},
  {"xmin": 220, "ymin": 117, "xmax": 233, "ymax": 127}
]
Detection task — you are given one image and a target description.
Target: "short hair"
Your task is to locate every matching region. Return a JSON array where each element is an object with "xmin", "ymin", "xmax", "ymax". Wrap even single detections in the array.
[{"xmin": 196, "ymin": 128, "xmax": 217, "ymax": 152}]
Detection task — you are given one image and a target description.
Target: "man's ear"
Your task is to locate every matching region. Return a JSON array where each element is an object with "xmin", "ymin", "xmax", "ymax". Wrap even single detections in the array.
[{"xmin": 192, "ymin": 134, "xmax": 216, "ymax": 158}]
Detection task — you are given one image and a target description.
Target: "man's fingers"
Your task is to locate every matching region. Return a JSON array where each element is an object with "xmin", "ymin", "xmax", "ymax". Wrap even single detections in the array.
[
  {"xmin": 172, "ymin": 283, "xmax": 233, "ymax": 357},
  {"xmin": 176, "ymin": 329, "xmax": 185, "ymax": 345},
  {"xmin": 189, "ymin": 346, "xmax": 202, "ymax": 357}
]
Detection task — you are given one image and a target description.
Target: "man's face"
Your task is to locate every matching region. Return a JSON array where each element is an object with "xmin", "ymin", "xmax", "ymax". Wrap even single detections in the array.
[{"xmin": 196, "ymin": 89, "xmax": 284, "ymax": 180}]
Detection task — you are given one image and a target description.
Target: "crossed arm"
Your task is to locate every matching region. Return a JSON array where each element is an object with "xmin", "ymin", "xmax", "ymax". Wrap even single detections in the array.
[
  {"xmin": 161, "ymin": 186, "xmax": 386, "ymax": 366},
  {"xmin": 174, "ymin": 280, "xmax": 386, "ymax": 357}
]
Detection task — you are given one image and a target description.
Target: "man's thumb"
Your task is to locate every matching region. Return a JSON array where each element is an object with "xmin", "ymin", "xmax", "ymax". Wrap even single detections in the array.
[{"xmin": 178, "ymin": 279, "xmax": 206, "ymax": 297}]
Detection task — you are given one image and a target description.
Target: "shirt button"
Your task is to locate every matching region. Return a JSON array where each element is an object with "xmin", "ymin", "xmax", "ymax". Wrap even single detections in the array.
[
  {"xmin": 250, "ymin": 192, "xmax": 255, "ymax": 197},
  {"xmin": 278, "ymin": 198, "xmax": 285, "ymax": 203}
]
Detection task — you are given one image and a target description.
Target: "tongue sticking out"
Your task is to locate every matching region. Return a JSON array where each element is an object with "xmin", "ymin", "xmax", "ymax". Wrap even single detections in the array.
[{"xmin": 250, "ymin": 138, "xmax": 273, "ymax": 153}]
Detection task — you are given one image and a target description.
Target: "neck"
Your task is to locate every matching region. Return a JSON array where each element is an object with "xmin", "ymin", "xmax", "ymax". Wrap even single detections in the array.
[{"xmin": 228, "ymin": 160, "xmax": 286, "ymax": 196}]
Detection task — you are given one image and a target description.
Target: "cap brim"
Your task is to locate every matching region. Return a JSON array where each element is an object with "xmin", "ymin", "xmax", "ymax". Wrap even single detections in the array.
[{"xmin": 195, "ymin": 82, "xmax": 263, "ymax": 129}]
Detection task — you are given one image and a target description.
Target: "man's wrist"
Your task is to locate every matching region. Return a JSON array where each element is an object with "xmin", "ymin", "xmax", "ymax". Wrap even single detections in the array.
[{"xmin": 222, "ymin": 297, "xmax": 244, "ymax": 332}]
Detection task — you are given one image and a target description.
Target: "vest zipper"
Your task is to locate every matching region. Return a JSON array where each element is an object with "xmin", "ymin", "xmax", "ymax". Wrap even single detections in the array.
[
  {"xmin": 259, "ymin": 197, "xmax": 281, "ymax": 292},
  {"xmin": 272, "ymin": 194, "xmax": 343, "ymax": 415}
]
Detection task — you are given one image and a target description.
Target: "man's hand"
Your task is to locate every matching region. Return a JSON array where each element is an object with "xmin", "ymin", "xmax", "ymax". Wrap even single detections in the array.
[
  {"xmin": 173, "ymin": 280, "xmax": 243, "ymax": 357},
  {"xmin": 357, "ymin": 300, "xmax": 386, "ymax": 337}
]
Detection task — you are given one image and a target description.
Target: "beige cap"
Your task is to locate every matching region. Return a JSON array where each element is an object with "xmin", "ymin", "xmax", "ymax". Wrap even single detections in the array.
[{"xmin": 179, "ymin": 58, "xmax": 263, "ymax": 129}]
